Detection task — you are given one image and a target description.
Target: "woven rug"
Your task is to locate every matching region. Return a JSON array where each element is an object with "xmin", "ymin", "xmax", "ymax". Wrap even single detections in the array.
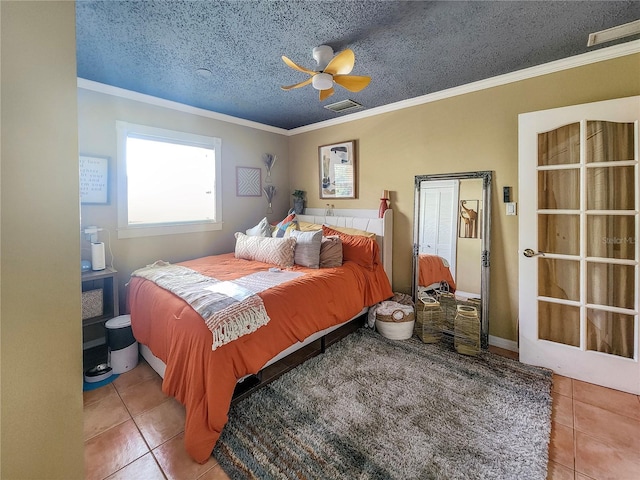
[{"xmin": 214, "ymin": 328, "xmax": 552, "ymax": 479}]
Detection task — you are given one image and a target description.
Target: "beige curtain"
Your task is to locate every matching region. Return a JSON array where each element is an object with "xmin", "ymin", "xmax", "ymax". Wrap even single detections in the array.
[
  {"xmin": 585, "ymin": 121, "xmax": 635, "ymax": 358},
  {"xmin": 537, "ymin": 121, "xmax": 636, "ymax": 358}
]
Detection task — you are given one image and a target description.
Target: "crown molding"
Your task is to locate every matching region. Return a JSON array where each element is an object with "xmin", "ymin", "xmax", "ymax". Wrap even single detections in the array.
[
  {"xmin": 76, "ymin": 79, "xmax": 289, "ymax": 135},
  {"xmin": 78, "ymin": 40, "xmax": 640, "ymax": 137},
  {"xmin": 288, "ymin": 40, "xmax": 640, "ymax": 135}
]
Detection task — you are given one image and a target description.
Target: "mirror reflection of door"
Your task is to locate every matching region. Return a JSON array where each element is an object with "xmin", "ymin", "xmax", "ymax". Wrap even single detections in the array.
[{"xmin": 419, "ymin": 180, "xmax": 458, "ymax": 279}]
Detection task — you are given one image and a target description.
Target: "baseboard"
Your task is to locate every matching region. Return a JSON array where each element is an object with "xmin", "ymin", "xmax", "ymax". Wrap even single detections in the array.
[
  {"xmin": 488, "ymin": 335, "xmax": 518, "ymax": 353},
  {"xmin": 83, "ymin": 337, "xmax": 106, "ymax": 350}
]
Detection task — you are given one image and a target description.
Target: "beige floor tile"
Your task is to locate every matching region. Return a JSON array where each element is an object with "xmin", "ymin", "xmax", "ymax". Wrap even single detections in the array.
[
  {"xmin": 113, "ymin": 359, "xmax": 159, "ymax": 391},
  {"xmin": 135, "ymin": 397, "xmax": 186, "ymax": 449},
  {"xmin": 552, "ymin": 392, "xmax": 573, "ymax": 428},
  {"xmin": 83, "ymin": 382, "xmax": 116, "ymax": 407},
  {"xmin": 575, "ymin": 474, "xmax": 596, "ymax": 480},
  {"xmin": 84, "ymin": 419, "xmax": 149, "ymax": 480},
  {"xmin": 573, "ymin": 380, "xmax": 640, "ymax": 421},
  {"xmin": 197, "ymin": 463, "xmax": 232, "ymax": 480},
  {"xmin": 575, "ymin": 431, "xmax": 640, "ymax": 480},
  {"xmin": 553, "ymin": 375, "xmax": 573, "ymax": 397},
  {"xmin": 549, "ymin": 421, "xmax": 575, "ymax": 469},
  {"xmin": 153, "ymin": 432, "xmax": 220, "ymax": 480},
  {"xmin": 83, "ymin": 385, "xmax": 131, "ymax": 441},
  {"xmin": 547, "ymin": 460, "xmax": 574, "ymax": 480},
  {"xmin": 573, "ymin": 400, "xmax": 640, "ymax": 454},
  {"xmin": 105, "ymin": 452, "xmax": 165, "ymax": 480},
  {"xmin": 118, "ymin": 376, "xmax": 169, "ymax": 416}
]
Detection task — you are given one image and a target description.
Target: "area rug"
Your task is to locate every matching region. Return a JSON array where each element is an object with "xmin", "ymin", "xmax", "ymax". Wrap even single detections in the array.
[{"xmin": 214, "ymin": 328, "xmax": 552, "ymax": 479}]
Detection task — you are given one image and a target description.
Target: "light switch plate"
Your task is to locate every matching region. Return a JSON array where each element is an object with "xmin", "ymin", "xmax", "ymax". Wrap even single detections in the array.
[{"xmin": 506, "ymin": 202, "xmax": 517, "ymax": 215}]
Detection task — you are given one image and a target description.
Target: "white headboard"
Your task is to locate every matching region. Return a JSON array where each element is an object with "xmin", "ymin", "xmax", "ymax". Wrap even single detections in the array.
[{"xmin": 297, "ymin": 208, "xmax": 393, "ymax": 285}]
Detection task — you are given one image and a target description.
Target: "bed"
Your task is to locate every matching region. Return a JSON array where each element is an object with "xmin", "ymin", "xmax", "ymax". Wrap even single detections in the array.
[
  {"xmin": 128, "ymin": 208, "xmax": 393, "ymax": 463},
  {"xmin": 417, "ymin": 253, "xmax": 456, "ymax": 294}
]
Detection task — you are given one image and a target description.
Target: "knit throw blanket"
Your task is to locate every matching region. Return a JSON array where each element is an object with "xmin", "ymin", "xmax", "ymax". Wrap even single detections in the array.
[{"xmin": 132, "ymin": 262, "xmax": 304, "ymax": 350}]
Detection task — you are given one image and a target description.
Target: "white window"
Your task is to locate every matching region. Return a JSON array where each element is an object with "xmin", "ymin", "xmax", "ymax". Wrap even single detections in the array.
[{"xmin": 116, "ymin": 121, "xmax": 222, "ymax": 239}]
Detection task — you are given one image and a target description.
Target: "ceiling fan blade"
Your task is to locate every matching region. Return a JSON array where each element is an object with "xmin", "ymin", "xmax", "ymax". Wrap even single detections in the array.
[
  {"xmin": 333, "ymin": 75, "xmax": 371, "ymax": 92},
  {"xmin": 281, "ymin": 77, "xmax": 314, "ymax": 91},
  {"xmin": 281, "ymin": 55, "xmax": 316, "ymax": 75},
  {"xmin": 324, "ymin": 49, "xmax": 355, "ymax": 75},
  {"xmin": 319, "ymin": 87, "xmax": 335, "ymax": 101}
]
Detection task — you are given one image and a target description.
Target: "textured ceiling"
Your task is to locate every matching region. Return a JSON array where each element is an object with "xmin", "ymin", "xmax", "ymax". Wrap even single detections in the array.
[{"xmin": 76, "ymin": 1, "xmax": 639, "ymax": 130}]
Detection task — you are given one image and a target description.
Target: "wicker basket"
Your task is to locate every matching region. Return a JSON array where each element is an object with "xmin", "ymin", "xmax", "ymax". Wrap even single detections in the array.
[
  {"xmin": 454, "ymin": 305, "xmax": 480, "ymax": 356},
  {"xmin": 438, "ymin": 292, "xmax": 457, "ymax": 333},
  {"xmin": 375, "ymin": 301, "xmax": 415, "ymax": 340},
  {"xmin": 415, "ymin": 296, "xmax": 443, "ymax": 343}
]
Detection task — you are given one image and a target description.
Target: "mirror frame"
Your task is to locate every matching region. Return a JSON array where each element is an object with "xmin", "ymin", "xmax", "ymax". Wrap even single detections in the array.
[{"xmin": 412, "ymin": 170, "xmax": 492, "ymax": 349}]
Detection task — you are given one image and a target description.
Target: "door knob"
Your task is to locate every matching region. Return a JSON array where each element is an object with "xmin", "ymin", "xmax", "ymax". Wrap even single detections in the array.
[{"xmin": 523, "ymin": 248, "xmax": 545, "ymax": 258}]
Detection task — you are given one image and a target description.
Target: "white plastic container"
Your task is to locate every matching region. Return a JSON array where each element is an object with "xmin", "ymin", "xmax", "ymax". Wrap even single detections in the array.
[{"xmin": 105, "ymin": 315, "xmax": 138, "ymax": 374}]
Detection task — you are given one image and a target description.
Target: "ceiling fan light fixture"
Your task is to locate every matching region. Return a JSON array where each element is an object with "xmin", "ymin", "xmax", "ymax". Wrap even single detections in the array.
[
  {"xmin": 312, "ymin": 73, "xmax": 333, "ymax": 91},
  {"xmin": 312, "ymin": 45, "xmax": 334, "ymax": 70}
]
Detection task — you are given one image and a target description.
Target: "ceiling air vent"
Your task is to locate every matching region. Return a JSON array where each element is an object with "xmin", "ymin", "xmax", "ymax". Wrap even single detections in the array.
[
  {"xmin": 587, "ymin": 19, "xmax": 640, "ymax": 47},
  {"xmin": 324, "ymin": 99, "xmax": 363, "ymax": 114}
]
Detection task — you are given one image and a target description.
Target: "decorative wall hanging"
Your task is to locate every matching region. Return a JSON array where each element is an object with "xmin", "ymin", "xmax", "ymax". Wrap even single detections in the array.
[
  {"xmin": 263, "ymin": 185, "xmax": 276, "ymax": 213},
  {"xmin": 459, "ymin": 200, "xmax": 479, "ymax": 238},
  {"xmin": 262, "ymin": 153, "xmax": 276, "ymax": 183},
  {"xmin": 236, "ymin": 166, "xmax": 262, "ymax": 197},
  {"xmin": 379, "ymin": 189, "xmax": 389, "ymax": 218},
  {"xmin": 318, "ymin": 140, "xmax": 357, "ymax": 199},
  {"xmin": 80, "ymin": 155, "xmax": 109, "ymax": 204}
]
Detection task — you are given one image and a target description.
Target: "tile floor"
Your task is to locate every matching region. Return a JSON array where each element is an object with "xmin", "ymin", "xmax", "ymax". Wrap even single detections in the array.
[{"xmin": 84, "ymin": 344, "xmax": 640, "ymax": 480}]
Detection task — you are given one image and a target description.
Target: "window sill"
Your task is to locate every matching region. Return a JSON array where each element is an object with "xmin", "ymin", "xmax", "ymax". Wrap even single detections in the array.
[{"xmin": 117, "ymin": 222, "xmax": 223, "ymax": 239}]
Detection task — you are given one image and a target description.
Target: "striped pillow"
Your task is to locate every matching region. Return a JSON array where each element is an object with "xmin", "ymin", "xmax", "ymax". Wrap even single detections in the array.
[{"xmin": 234, "ymin": 232, "xmax": 296, "ymax": 267}]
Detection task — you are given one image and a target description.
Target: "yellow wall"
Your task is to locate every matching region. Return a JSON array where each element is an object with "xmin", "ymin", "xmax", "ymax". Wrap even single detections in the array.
[
  {"xmin": 78, "ymin": 89, "xmax": 289, "ymax": 343},
  {"xmin": 289, "ymin": 53, "xmax": 640, "ymax": 341},
  {"xmin": 456, "ymin": 179, "xmax": 483, "ymax": 295},
  {"xmin": 1, "ymin": 2, "xmax": 84, "ymax": 478}
]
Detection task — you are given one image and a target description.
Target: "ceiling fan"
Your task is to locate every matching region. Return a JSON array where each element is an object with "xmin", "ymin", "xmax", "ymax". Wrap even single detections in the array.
[{"xmin": 280, "ymin": 45, "xmax": 371, "ymax": 101}]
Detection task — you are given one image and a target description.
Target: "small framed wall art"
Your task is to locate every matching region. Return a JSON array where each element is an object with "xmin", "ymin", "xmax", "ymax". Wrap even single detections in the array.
[
  {"xmin": 318, "ymin": 140, "xmax": 357, "ymax": 199},
  {"xmin": 236, "ymin": 166, "xmax": 262, "ymax": 197},
  {"xmin": 80, "ymin": 155, "xmax": 109, "ymax": 204}
]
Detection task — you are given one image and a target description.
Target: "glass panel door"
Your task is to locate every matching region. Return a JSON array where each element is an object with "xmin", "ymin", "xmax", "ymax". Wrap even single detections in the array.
[{"xmin": 519, "ymin": 96, "xmax": 639, "ymax": 395}]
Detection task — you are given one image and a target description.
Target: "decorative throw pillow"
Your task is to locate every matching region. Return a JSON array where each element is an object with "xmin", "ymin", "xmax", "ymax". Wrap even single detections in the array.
[
  {"xmin": 272, "ymin": 213, "xmax": 298, "ymax": 238},
  {"xmin": 290, "ymin": 229, "xmax": 322, "ymax": 268},
  {"xmin": 234, "ymin": 232, "xmax": 296, "ymax": 267},
  {"xmin": 298, "ymin": 220, "xmax": 324, "ymax": 232},
  {"xmin": 298, "ymin": 221, "xmax": 376, "ymax": 239},
  {"xmin": 321, "ymin": 225, "xmax": 379, "ymax": 270},
  {"xmin": 319, "ymin": 235, "xmax": 343, "ymax": 268},
  {"xmin": 245, "ymin": 217, "xmax": 273, "ymax": 237}
]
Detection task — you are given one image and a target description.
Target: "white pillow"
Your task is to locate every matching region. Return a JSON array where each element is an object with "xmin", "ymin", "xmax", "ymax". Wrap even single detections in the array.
[
  {"xmin": 234, "ymin": 232, "xmax": 296, "ymax": 267},
  {"xmin": 245, "ymin": 217, "xmax": 273, "ymax": 237},
  {"xmin": 290, "ymin": 229, "xmax": 322, "ymax": 268}
]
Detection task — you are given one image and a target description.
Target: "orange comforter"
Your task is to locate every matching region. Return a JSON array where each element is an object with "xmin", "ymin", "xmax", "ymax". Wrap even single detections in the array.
[
  {"xmin": 418, "ymin": 254, "xmax": 456, "ymax": 292},
  {"xmin": 128, "ymin": 253, "xmax": 392, "ymax": 463}
]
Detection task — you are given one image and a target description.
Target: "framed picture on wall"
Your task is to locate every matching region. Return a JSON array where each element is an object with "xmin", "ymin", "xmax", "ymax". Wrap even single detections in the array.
[
  {"xmin": 459, "ymin": 199, "xmax": 479, "ymax": 238},
  {"xmin": 236, "ymin": 166, "xmax": 262, "ymax": 197},
  {"xmin": 318, "ymin": 140, "xmax": 357, "ymax": 199},
  {"xmin": 80, "ymin": 155, "xmax": 109, "ymax": 204}
]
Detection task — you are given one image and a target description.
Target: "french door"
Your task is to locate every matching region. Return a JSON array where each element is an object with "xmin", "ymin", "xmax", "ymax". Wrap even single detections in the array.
[{"xmin": 518, "ymin": 96, "xmax": 639, "ymax": 394}]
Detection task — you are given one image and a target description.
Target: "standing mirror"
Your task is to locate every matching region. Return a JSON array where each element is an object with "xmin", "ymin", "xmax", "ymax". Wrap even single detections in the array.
[{"xmin": 413, "ymin": 171, "xmax": 492, "ymax": 348}]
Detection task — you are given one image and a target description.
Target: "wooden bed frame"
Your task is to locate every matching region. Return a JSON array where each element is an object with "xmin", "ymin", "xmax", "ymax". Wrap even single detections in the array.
[{"xmin": 139, "ymin": 208, "xmax": 394, "ymax": 396}]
